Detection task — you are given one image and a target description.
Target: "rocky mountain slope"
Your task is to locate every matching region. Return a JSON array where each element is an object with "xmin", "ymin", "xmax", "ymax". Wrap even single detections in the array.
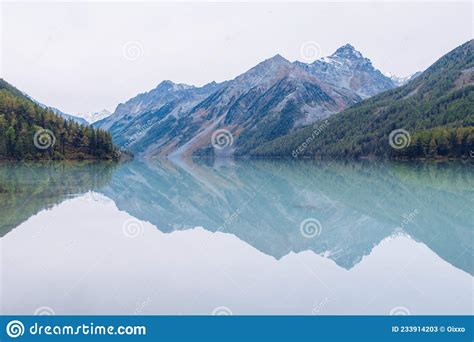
[
  {"xmin": 253, "ymin": 40, "xmax": 473, "ymax": 159},
  {"xmin": 96, "ymin": 45, "xmax": 399, "ymax": 158}
]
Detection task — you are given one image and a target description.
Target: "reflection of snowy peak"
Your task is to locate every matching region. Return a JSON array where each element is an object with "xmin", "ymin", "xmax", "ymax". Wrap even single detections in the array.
[{"xmin": 99, "ymin": 160, "xmax": 473, "ymax": 275}]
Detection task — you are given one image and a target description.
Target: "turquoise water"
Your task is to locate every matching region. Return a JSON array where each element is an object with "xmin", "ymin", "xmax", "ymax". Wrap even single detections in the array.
[{"xmin": 0, "ymin": 159, "xmax": 472, "ymax": 314}]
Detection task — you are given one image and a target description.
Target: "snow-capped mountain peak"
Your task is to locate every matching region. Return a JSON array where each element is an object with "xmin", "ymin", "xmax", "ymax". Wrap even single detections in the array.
[
  {"xmin": 79, "ymin": 109, "xmax": 112, "ymax": 124},
  {"xmin": 384, "ymin": 71, "xmax": 422, "ymax": 86},
  {"xmin": 331, "ymin": 43, "xmax": 364, "ymax": 60},
  {"xmin": 295, "ymin": 43, "xmax": 395, "ymax": 99}
]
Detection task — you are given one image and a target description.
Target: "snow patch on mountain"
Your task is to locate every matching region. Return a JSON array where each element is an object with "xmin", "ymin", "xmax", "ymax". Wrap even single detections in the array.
[
  {"xmin": 384, "ymin": 71, "xmax": 422, "ymax": 86},
  {"xmin": 79, "ymin": 109, "xmax": 112, "ymax": 124}
]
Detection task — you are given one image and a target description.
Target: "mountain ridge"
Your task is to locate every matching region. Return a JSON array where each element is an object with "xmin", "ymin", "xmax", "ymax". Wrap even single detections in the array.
[
  {"xmin": 0, "ymin": 79, "xmax": 118, "ymax": 160},
  {"xmin": 96, "ymin": 43, "xmax": 400, "ymax": 158},
  {"xmin": 22, "ymin": 93, "xmax": 88, "ymax": 125},
  {"xmin": 252, "ymin": 40, "xmax": 474, "ymax": 159}
]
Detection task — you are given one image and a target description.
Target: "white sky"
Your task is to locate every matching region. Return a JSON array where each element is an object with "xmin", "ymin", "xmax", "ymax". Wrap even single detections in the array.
[{"xmin": 1, "ymin": 1, "xmax": 472, "ymax": 116}]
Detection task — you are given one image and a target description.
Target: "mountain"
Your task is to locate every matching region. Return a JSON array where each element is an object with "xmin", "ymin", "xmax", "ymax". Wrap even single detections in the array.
[
  {"xmin": 0, "ymin": 79, "xmax": 118, "ymax": 160},
  {"xmin": 48, "ymin": 107, "xmax": 88, "ymax": 125},
  {"xmin": 294, "ymin": 44, "xmax": 396, "ymax": 98},
  {"xmin": 22, "ymin": 93, "xmax": 88, "ymax": 125},
  {"xmin": 187, "ymin": 54, "xmax": 362, "ymax": 157},
  {"xmin": 96, "ymin": 45, "xmax": 397, "ymax": 158},
  {"xmin": 80, "ymin": 109, "xmax": 112, "ymax": 124},
  {"xmin": 253, "ymin": 40, "xmax": 474, "ymax": 159},
  {"xmin": 387, "ymin": 71, "xmax": 422, "ymax": 87},
  {"xmin": 94, "ymin": 80, "xmax": 222, "ymax": 155}
]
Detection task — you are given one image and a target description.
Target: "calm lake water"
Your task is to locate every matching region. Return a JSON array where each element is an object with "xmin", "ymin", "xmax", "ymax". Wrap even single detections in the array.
[{"xmin": 0, "ymin": 159, "xmax": 472, "ymax": 315}]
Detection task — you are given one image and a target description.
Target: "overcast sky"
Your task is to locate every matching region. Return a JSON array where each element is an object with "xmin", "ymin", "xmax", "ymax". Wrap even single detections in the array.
[{"xmin": 1, "ymin": 1, "xmax": 472, "ymax": 117}]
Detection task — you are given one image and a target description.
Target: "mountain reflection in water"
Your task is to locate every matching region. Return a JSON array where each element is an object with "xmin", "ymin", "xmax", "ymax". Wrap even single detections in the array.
[{"xmin": 1, "ymin": 159, "xmax": 472, "ymax": 276}]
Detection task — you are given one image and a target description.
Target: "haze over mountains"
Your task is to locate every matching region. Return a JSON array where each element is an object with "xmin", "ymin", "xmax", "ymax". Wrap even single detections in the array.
[{"xmin": 95, "ymin": 44, "xmax": 407, "ymax": 158}]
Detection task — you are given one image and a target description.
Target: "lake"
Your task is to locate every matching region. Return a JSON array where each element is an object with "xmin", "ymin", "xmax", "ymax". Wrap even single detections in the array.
[{"xmin": 0, "ymin": 159, "xmax": 472, "ymax": 315}]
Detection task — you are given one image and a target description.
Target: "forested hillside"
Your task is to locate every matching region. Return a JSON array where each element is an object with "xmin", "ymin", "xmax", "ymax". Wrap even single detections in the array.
[
  {"xmin": 252, "ymin": 40, "xmax": 474, "ymax": 159},
  {"xmin": 0, "ymin": 79, "xmax": 117, "ymax": 160}
]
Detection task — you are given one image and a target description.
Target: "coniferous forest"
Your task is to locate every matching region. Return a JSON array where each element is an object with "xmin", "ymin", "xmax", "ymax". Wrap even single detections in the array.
[
  {"xmin": 252, "ymin": 40, "xmax": 474, "ymax": 159},
  {"xmin": 0, "ymin": 79, "xmax": 118, "ymax": 160}
]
